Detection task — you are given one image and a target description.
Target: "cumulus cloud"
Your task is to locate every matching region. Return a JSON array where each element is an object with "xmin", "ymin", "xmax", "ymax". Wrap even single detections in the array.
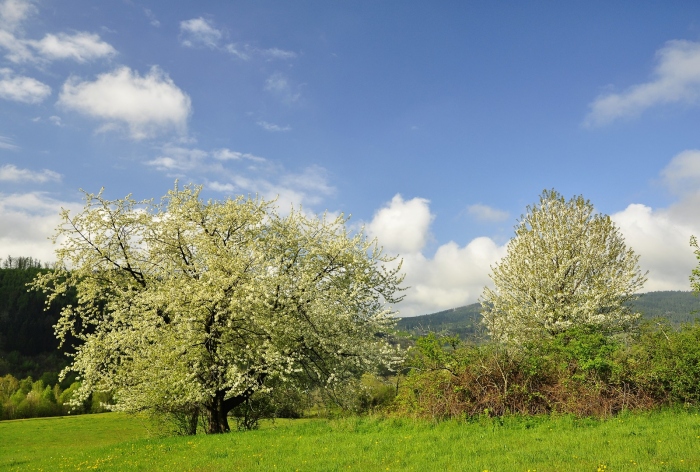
[
  {"xmin": 466, "ymin": 203, "xmax": 509, "ymax": 223},
  {"xmin": 367, "ymin": 195, "xmax": 433, "ymax": 254},
  {"xmin": 58, "ymin": 66, "xmax": 192, "ymax": 140},
  {"xmin": 609, "ymin": 149, "xmax": 700, "ymax": 292},
  {"xmin": 398, "ymin": 238, "xmax": 507, "ymax": 316},
  {"xmin": 0, "ymin": 192, "xmax": 81, "ymax": 262},
  {"xmin": 612, "ymin": 203, "xmax": 698, "ymax": 292},
  {"xmin": 180, "ymin": 17, "xmax": 222, "ymax": 49},
  {"xmin": 0, "ymin": 164, "xmax": 60, "ymax": 183},
  {"xmin": 586, "ymin": 40, "xmax": 700, "ymax": 126},
  {"xmin": 366, "ymin": 194, "xmax": 506, "ymax": 316},
  {"xmin": 0, "ymin": 68, "xmax": 50, "ymax": 103},
  {"xmin": 28, "ymin": 32, "xmax": 116, "ymax": 63},
  {"xmin": 0, "ymin": 0, "xmax": 115, "ymax": 64},
  {"xmin": 257, "ymin": 120, "xmax": 291, "ymax": 132}
]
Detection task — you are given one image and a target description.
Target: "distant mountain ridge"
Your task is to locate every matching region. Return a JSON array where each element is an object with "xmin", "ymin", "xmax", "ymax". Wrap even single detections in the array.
[{"xmin": 395, "ymin": 291, "xmax": 700, "ymax": 340}]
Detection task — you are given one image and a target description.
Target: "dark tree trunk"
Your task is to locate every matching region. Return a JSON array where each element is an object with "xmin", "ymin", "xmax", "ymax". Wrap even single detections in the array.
[
  {"xmin": 187, "ymin": 407, "xmax": 199, "ymax": 435},
  {"xmin": 207, "ymin": 392, "xmax": 231, "ymax": 434},
  {"xmin": 205, "ymin": 374, "xmax": 267, "ymax": 434}
]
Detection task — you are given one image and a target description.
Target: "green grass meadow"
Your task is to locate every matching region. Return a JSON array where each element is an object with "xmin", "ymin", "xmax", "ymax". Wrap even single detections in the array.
[{"xmin": 1, "ymin": 409, "xmax": 700, "ymax": 471}]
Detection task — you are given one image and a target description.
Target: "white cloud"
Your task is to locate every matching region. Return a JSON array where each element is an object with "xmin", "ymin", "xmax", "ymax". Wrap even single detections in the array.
[
  {"xmin": 0, "ymin": 192, "xmax": 81, "ymax": 262},
  {"xmin": 144, "ymin": 8, "xmax": 160, "ymax": 27},
  {"xmin": 366, "ymin": 194, "xmax": 506, "ymax": 316},
  {"xmin": 661, "ymin": 149, "xmax": 700, "ymax": 195},
  {"xmin": 223, "ymin": 42, "xmax": 296, "ymax": 61},
  {"xmin": 0, "ymin": 164, "xmax": 60, "ymax": 182},
  {"xmin": 367, "ymin": 194, "xmax": 433, "ymax": 254},
  {"xmin": 178, "ymin": 17, "xmax": 296, "ymax": 63},
  {"xmin": 180, "ymin": 17, "xmax": 222, "ymax": 49},
  {"xmin": 265, "ymin": 72, "xmax": 300, "ymax": 103},
  {"xmin": 0, "ymin": 0, "xmax": 35, "ymax": 32},
  {"xmin": 28, "ymin": 32, "xmax": 116, "ymax": 62},
  {"xmin": 610, "ymin": 149, "xmax": 700, "ymax": 292},
  {"xmin": 58, "ymin": 66, "xmax": 192, "ymax": 140},
  {"xmin": 208, "ymin": 181, "xmax": 235, "ymax": 193},
  {"xmin": 223, "ymin": 43, "xmax": 250, "ymax": 60},
  {"xmin": 279, "ymin": 166, "xmax": 334, "ymax": 203},
  {"xmin": 207, "ymin": 165, "xmax": 334, "ymax": 211},
  {"xmin": 257, "ymin": 120, "xmax": 291, "ymax": 132},
  {"xmin": 466, "ymin": 203, "xmax": 509, "ymax": 223},
  {"xmin": 260, "ymin": 47, "xmax": 297, "ymax": 60},
  {"xmin": 398, "ymin": 238, "xmax": 507, "ymax": 316},
  {"xmin": 0, "ymin": 0, "xmax": 115, "ymax": 65},
  {"xmin": 146, "ymin": 146, "xmax": 333, "ymax": 209},
  {"xmin": 0, "ymin": 135, "xmax": 18, "ymax": 149},
  {"xmin": 146, "ymin": 145, "xmax": 208, "ymax": 172},
  {"xmin": 212, "ymin": 148, "xmax": 266, "ymax": 162},
  {"xmin": 612, "ymin": 203, "xmax": 699, "ymax": 292},
  {"xmin": 0, "ymin": 68, "xmax": 50, "ymax": 103},
  {"xmin": 0, "ymin": 28, "xmax": 32, "ymax": 62},
  {"xmin": 586, "ymin": 40, "xmax": 700, "ymax": 126}
]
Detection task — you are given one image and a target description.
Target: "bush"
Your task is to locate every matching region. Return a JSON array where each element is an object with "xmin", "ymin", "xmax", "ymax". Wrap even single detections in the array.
[
  {"xmin": 624, "ymin": 320, "xmax": 700, "ymax": 405},
  {"xmin": 394, "ymin": 329, "xmax": 670, "ymax": 421}
]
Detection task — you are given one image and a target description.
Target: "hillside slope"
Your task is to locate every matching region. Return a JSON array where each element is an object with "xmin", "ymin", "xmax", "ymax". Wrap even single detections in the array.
[{"xmin": 396, "ymin": 291, "xmax": 700, "ymax": 339}]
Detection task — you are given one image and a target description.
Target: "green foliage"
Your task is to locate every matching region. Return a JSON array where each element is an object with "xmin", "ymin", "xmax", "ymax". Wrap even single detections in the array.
[
  {"xmin": 626, "ymin": 320, "xmax": 700, "ymax": 404},
  {"xmin": 0, "ymin": 266, "xmax": 74, "ymax": 358},
  {"xmin": 481, "ymin": 189, "xmax": 646, "ymax": 345},
  {"xmin": 397, "ymin": 323, "xmax": 700, "ymax": 421}
]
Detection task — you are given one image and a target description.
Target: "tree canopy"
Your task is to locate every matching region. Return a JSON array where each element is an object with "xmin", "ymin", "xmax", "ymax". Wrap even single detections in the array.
[
  {"xmin": 32, "ymin": 184, "xmax": 404, "ymax": 433},
  {"xmin": 480, "ymin": 189, "xmax": 647, "ymax": 345}
]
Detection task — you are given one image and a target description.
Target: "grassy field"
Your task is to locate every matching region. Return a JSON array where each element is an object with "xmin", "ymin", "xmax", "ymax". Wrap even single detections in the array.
[{"xmin": 1, "ymin": 409, "xmax": 700, "ymax": 471}]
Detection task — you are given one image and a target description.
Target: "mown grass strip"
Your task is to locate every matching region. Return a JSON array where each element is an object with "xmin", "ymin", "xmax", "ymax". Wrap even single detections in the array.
[{"xmin": 1, "ymin": 409, "xmax": 700, "ymax": 471}]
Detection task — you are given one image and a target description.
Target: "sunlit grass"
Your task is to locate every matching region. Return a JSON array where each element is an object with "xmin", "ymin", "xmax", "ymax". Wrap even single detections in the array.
[{"xmin": 1, "ymin": 409, "xmax": 700, "ymax": 471}]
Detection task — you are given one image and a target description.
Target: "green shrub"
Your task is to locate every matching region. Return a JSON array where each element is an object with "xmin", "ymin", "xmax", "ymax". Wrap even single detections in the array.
[{"xmin": 395, "ymin": 329, "xmax": 659, "ymax": 421}]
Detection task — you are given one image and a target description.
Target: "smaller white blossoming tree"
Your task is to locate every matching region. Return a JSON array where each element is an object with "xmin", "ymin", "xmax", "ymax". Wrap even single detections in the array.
[
  {"xmin": 33, "ymin": 184, "xmax": 404, "ymax": 433},
  {"xmin": 480, "ymin": 189, "xmax": 647, "ymax": 345}
]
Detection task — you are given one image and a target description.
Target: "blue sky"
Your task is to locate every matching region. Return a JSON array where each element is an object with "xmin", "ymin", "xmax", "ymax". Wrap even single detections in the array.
[{"xmin": 2, "ymin": 1, "xmax": 700, "ymax": 316}]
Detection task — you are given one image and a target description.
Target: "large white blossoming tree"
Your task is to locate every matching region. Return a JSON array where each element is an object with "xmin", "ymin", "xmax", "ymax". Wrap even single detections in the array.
[
  {"xmin": 480, "ymin": 189, "xmax": 647, "ymax": 345},
  {"xmin": 33, "ymin": 184, "xmax": 404, "ymax": 433}
]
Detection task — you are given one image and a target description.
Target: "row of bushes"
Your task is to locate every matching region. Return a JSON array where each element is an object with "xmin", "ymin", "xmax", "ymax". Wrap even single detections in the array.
[
  {"xmin": 393, "ymin": 320, "xmax": 700, "ymax": 420},
  {"xmin": 0, "ymin": 374, "xmax": 111, "ymax": 420}
]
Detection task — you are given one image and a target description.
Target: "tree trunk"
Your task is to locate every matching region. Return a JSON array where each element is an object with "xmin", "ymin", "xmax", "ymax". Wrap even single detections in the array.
[
  {"xmin": 207, "ymin": 392, "xmax": 231, "ymax": 434},
  {"xmin": 205, "ymin": 374, "xmax": 267, "ymax": 434}
]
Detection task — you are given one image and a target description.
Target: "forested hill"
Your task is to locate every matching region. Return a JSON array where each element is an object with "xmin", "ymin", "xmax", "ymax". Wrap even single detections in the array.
[
  {"xmin": 0, "ymin": 265, "xmax": 75, "ymax": 379},
  {"xmin": 396, "ymin": 291, "xmax": 700, "ymax": 339}
]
